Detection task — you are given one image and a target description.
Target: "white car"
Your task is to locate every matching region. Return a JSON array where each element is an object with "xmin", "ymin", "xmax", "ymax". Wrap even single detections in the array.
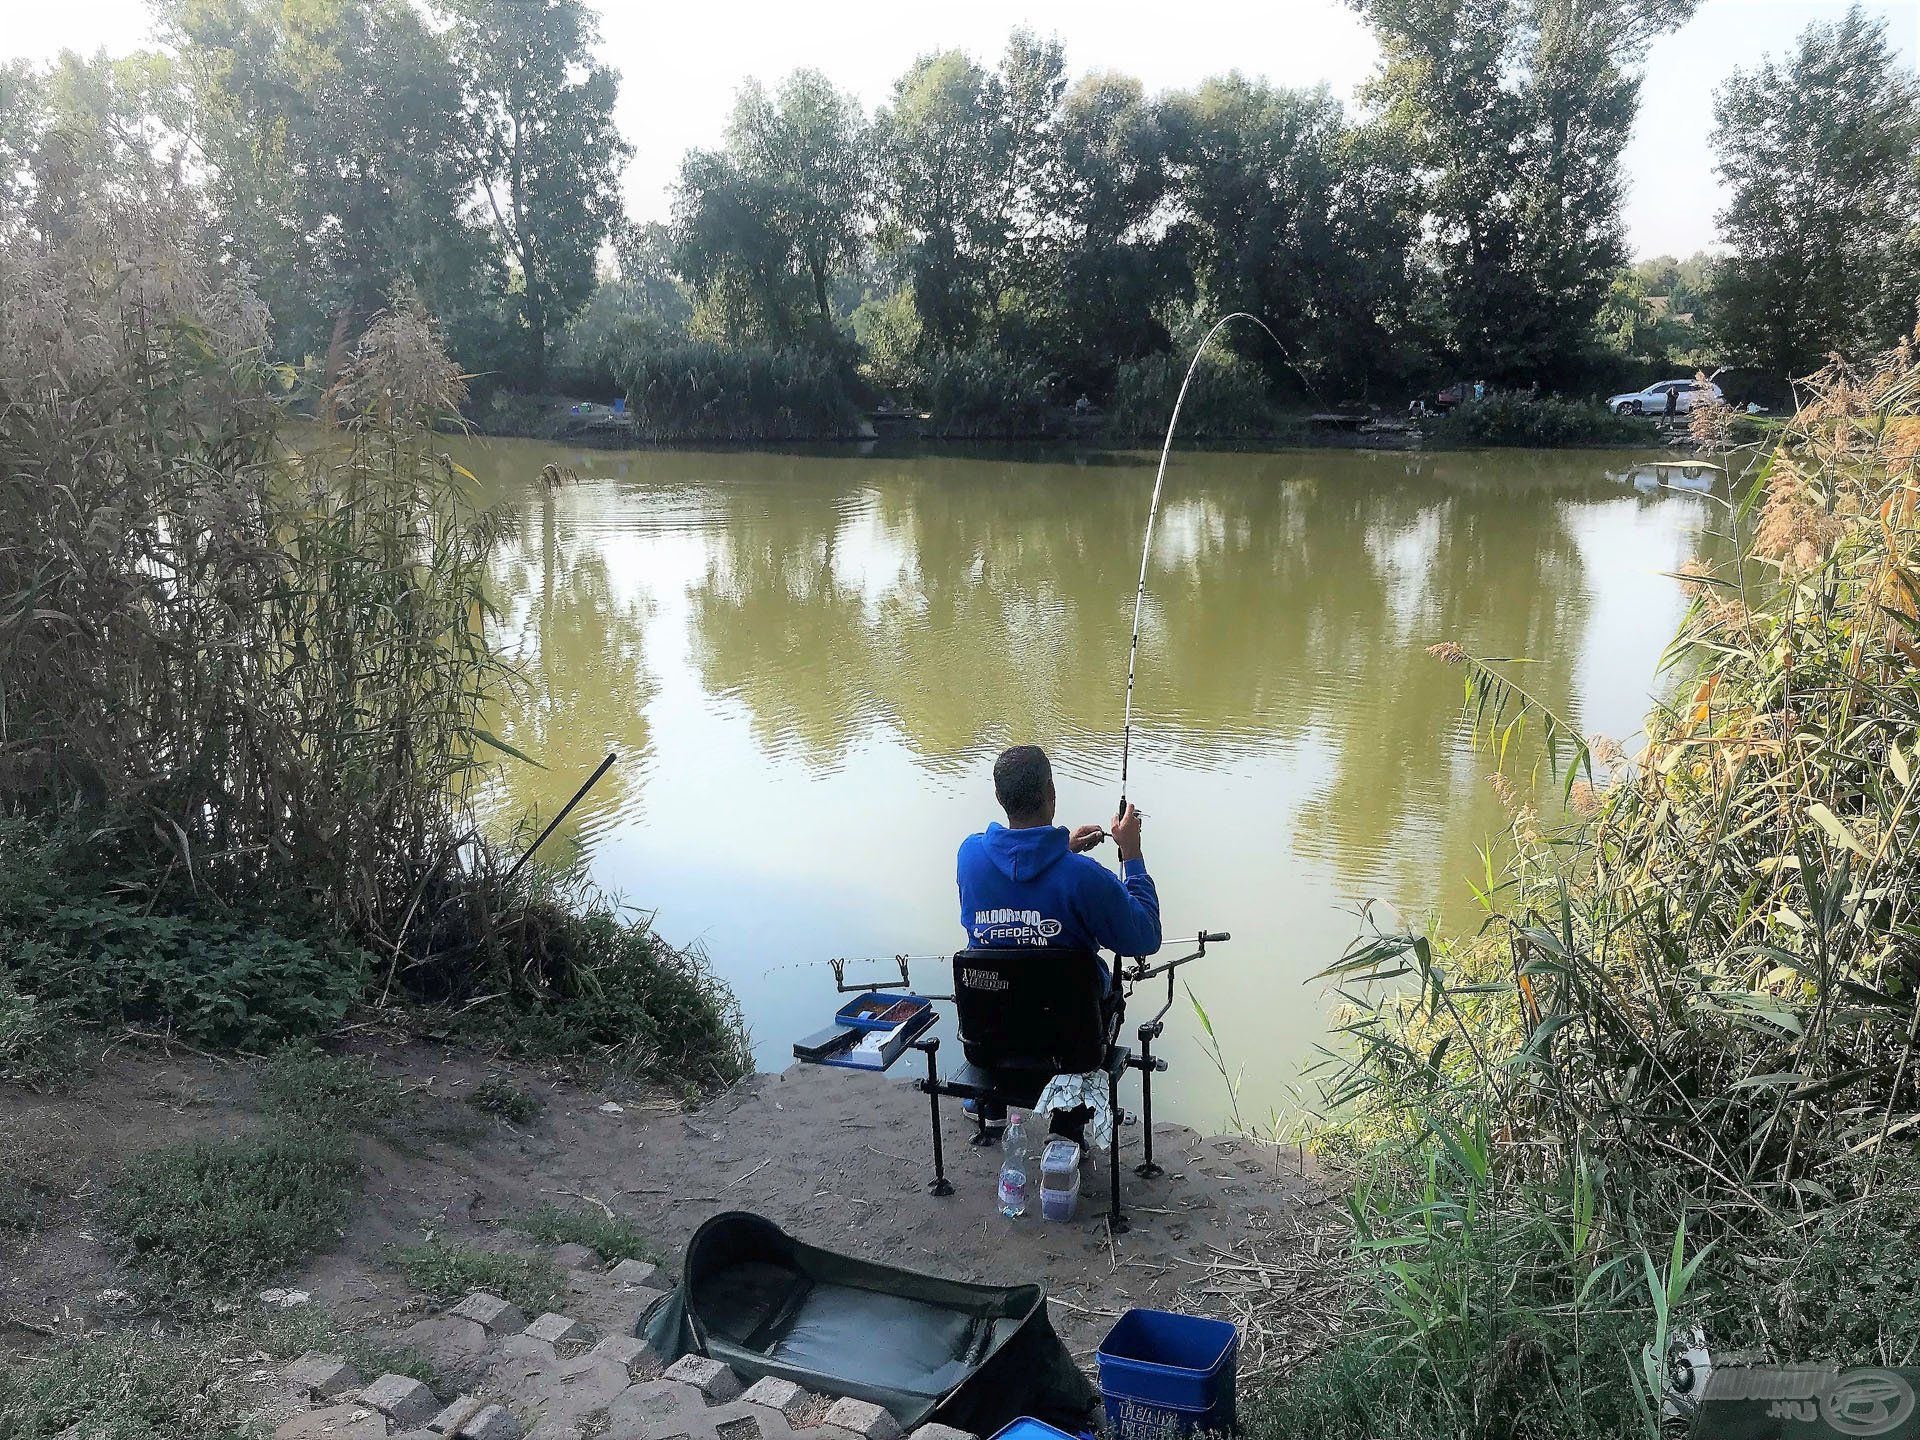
[{"xmin": 1608, "ymin": 379, "xmax": 1723, "ymax": 416}]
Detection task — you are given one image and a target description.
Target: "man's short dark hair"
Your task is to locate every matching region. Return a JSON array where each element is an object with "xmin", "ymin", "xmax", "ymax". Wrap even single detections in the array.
[{"xmin": 994, "ymin": 745, "xmax": 1052, "ymax": 820}]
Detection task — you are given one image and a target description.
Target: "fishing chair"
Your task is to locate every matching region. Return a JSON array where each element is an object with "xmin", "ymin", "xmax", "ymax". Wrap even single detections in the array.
[{"xmin": 910, "ymin": 947, "xmax": 1152, "ymax": 1233}]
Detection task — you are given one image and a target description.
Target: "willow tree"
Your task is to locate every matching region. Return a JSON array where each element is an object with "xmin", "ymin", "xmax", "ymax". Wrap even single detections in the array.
[
  {"xmin": 1349, "ymin": 0, "xmax": 1700, "ymax": 386},
  {"xmin": 441, "ymin": 0, "xmax": 629, "ymax": 385},
  {"xmin": 1710, "ymin": 5, "xmax": 1920, "ymax": 379}
]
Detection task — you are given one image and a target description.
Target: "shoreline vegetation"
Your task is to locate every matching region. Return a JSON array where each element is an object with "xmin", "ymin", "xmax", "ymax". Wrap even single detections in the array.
[
  {"xmin": 0, "ymin": 146, "xmax": 750, "ymax": 1101},
  {"xmin": 12, "ymin": 4, "xmax": 1913, "ymax": 457},
  {"xmin": 1265, "ymin": 330, "xmax": 1920, "ymax": 1437}
]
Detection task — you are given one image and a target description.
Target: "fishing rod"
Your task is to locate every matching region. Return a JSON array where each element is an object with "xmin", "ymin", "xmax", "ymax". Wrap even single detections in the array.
[
  {"xmin": 1117, "ymin": 312, "xmax": 1284, "ymax": 817},
  {"xmin": 504, "ymin": 750, "xmax": 617, "ymax": 884}
]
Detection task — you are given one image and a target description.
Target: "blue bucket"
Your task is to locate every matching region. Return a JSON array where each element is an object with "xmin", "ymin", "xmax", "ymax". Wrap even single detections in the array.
[{"xmin": 1097, "ymin": 1309, "xmax": 1239, "ymax": 1440}]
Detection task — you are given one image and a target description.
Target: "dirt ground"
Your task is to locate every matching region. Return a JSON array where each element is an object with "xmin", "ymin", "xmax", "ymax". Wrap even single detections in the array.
[{"xmin": 0, "ymin": 1032, "xmax": 1347, "ymax": 1377}]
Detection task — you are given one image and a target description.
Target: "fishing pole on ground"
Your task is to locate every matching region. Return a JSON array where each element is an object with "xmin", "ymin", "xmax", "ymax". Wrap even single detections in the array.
[{"xmin": 503, "ymin": 750, "xmax": 617, "ymax": 885}]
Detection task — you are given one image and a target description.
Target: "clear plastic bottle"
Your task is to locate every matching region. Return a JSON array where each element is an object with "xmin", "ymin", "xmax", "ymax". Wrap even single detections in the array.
[{"xmin": 997, "ymin": 1110, "xmax": 1031, "ymax": 1217}]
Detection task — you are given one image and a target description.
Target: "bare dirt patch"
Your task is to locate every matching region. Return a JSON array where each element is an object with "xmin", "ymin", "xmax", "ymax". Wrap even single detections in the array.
[{"xmin": 1, "ymin": 1035, "xmax": 1345, "ymax": 1375}]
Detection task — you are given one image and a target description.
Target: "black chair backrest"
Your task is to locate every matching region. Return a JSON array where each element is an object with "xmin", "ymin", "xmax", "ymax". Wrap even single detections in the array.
[{"xmin": 952, "ymin": 948, "xmax": 1108, "ymax": 1074}]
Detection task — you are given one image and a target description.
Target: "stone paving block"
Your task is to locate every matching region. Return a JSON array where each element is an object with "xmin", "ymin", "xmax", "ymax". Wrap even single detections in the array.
[
  {"xmin": 286, "ymin": 1352, "xmax": 362, "ymax": 1401},
  {"xmin": 362, "ymin": 1374, "xmax": 440, "ymax": 1427},
  {"xmin": 663, "ymin": 1354, "xmax": 741, "ymax": 1402},
  {"xmin": 604, "ymin": 1377, "xmax": 705, "ymax": 1434},
  {"xmin": 588, "ymin": 1333, "xmax": 651, "ymax": 1377},
  {"xmin": 551, "ymin": 1243, "xmax": 599, "ymax": 1272},
  {"xmin": 524, "ymin": 1312, "xmax": 593, "ymax": 1349},
  {"xmin": 457, "ymin": 1404, "xmax": 522, "ymax": 1440},
  {"xmin": 451, "ymin": 1292, "xmax": 528, "ymax": 1335},
  {"xmin": 909, "ymin": 1425, "xmax": 978, "ymax": 1440},
  {"xmin": 428, "ymin": 1395, "xmax": 489, "ymax": 1436},
  {"xmin": 397, "ymin": 1317, "xmax": 495, "ymax": 1392},
  {"xmin": 822, "ymin": 1399, "xmax": 901, "ymax": 1440},
  {"xmin": 606, "ymin": 1259, "xmax": 658, "ymax": 1287},
  {"xmin": 741, "ymin": 1378, "xmax": 809, "ymax": 1421},
  {"xmin": 273, "ymin": 1403, "xmax": 389, "ymax": 1439}
]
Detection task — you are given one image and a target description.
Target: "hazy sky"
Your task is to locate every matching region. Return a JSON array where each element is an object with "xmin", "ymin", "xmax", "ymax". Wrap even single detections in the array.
[{"xmin": 5, "ymin": 0, "xmax": 1914, "ymax": 259}]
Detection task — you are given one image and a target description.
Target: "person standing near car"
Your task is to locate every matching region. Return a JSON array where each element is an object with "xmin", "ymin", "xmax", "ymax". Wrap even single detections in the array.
[{"xmin": 1666, "ymin": 384, "xmax": 1679, "ymax": 418}]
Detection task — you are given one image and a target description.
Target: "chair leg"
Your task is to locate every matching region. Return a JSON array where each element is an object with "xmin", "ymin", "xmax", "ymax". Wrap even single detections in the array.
[
  {"xmin": 916, "ymin": 1039, "xmax": 953, "ymax": 1197},
  {"xmin": 1106, "ymin": 1064, "xmax": 1129, "ymax": 1235}
]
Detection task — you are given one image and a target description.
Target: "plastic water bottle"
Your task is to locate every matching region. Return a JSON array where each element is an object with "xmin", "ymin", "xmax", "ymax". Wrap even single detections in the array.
[{"xmin": 997, "ymin": 1110, "xmax": 1030, "ymax": 1217}]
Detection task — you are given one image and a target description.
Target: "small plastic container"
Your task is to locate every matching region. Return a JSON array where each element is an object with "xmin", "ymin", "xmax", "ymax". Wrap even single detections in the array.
[{"xmin": 1038, "ymin": 1138, "xmax": 1082, "ymax": 1221}]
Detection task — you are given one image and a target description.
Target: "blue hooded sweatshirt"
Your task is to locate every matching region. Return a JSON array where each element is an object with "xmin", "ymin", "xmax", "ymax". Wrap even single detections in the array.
[{"xmin": 956, "ymin": 823, "xmax": 1162, "ymax": 960}]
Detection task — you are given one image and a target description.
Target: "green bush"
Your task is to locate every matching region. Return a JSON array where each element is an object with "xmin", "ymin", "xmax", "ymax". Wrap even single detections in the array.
[
  {"xmin": 0, "ymin": 1329, "xmax": 258, "ymax": 1440},
  {"xmin": 108, "ymin": 1126, "xmax": 359, "ymax": 1303},
  {"xmin": 620, "ymin": 341, "xmax": 862, "ymax": 441},
  {"xmin": 510, "ymin": 1203, "xmax": 653, "ymax": 1263},
  {"xmin": 393, "ymin": 1241, "xmax": 562, "ymax": 1315},
  {"xmin": 0, "ymin": 819, "xmax": 368, "ymax": 1049},
  {"xmin": 0, "ymin": 970, "xmax": 74, "ymax": 1084},
  {"xmin": 1104, "ymin": 350, "xmax": 1293, "ymax": 444},
  {"xmin": 420, "ymin": 868, "xmax": 752, "ymax": 1089},
  {"xmin": 260, "ymin": 1044, "xmax": 408, "ymax": 1131},
  {"xmin": 920, "ymin": 347, "xmax": 1056, "ymax": 438},
  {"xmin": 1427, "ymin": 392, "xmax": 1645, "ymax": 447},
  {"xmin": 469, "ymin": 1074, "xmax": 543, "ymax": 1124}
]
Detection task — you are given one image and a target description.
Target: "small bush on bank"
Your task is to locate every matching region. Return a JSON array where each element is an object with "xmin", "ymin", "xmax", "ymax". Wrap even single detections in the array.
[
  {"xmin": 620, "ymin": 341, "xmax": 862, "ymax": 441},
  {"xmin": 393, "ymin": 1241, "xmax": 563, "ymax": 1315},
  {"xmin": 1427, "ymin": 392, "xmax": 1645, "ymax": 446},
  {"xmin": 469, "ymin": 1074, "xmax": 543, "ymax": 1124},
  {"xmin": 510, "ymin": 1203, "xmax": 653, "ymax": 1263},
  {"xmin": 108, "ymin": 1127, "xmax": 359, "ymax": 1304},
  {"xmin": 0, "ymin": 970, "xmax": 74, "ymax": 1084},
  {"xmin": 921, "ymin": 348, "xmax": 1056, "ymax": 438},
  {"xmin": 0, "ymin": 1303, "xmax": 441, "ymax": 1439},
  {"xmin": 260, "ymin": 1044, "xmax": 409, "ymax": 1131}
]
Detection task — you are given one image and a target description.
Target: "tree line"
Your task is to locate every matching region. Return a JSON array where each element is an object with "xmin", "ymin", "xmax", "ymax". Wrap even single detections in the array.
[{"xmin": 2, "ymin": 0, "xmax": 1915, "ymax": 425}]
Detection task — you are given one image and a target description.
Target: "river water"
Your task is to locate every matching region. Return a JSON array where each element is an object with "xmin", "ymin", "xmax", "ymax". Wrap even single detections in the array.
[{"xmin": 456, "ymin": 437, "xmax": 1723, "ymax": 1130}]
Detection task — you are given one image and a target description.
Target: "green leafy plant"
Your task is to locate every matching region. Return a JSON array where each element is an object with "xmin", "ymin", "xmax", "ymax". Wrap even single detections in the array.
[
  {"xmin": 509, "ymin": 1203, "xmax": 653, "ymax": 1263},
  {"xmin": 469, "ymin": 1075, "xmax": 544, "ymax": 1124},
  {"xmin": 107, "ymin": 1127, "xmax": 359, "ymax": 1304},
  {"xmin": 393, "ymin": 1241, "xmax": 562, "ymax": 1316},
  {"xmin": 260, "ymin": 1044, "xmax": 408, "ymax": 1131}
]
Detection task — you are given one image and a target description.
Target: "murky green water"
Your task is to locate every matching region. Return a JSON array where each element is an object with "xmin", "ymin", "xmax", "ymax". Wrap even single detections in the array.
[{"xmin": 457, "ymin": 437, "xmax": 1723, "ymax": 1129}]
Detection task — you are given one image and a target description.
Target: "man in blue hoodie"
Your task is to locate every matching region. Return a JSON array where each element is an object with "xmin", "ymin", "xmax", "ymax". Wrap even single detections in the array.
[{"xmin": 956, "ymin": 745, "xmax": 1162, "ymax": 1140}]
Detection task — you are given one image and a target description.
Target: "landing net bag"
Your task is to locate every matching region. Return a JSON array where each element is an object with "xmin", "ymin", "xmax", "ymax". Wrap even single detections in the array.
[{"xmin": 640, "ymin": 1210, "xmax": 1096, "ymax": 1433}]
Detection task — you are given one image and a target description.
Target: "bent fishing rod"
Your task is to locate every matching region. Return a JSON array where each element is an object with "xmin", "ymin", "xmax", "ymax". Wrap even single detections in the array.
[{"xmin": 1117, "ymin": 311, "xmax": 1285, "ymax": 818}]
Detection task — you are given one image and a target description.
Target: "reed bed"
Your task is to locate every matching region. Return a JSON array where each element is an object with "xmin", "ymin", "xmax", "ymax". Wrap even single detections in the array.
[
  {"xmin": 1275, "ymin": 327, "xmax": 1920, "ymax": 1437},
  {"xmin": 0, "ymin": 158, "xmax": 747, "ymax": 1083}
]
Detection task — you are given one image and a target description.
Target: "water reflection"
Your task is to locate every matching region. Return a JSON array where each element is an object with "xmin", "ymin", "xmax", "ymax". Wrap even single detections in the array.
[{"xmin": 453, "ymin": 436, "xmax": 1717, "ymax": 1127}]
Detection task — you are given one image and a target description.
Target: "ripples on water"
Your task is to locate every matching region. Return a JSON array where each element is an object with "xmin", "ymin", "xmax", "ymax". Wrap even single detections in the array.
[{"xmin": 460, "ymin": 439, "xmax": 1722, "ymax": 1129}]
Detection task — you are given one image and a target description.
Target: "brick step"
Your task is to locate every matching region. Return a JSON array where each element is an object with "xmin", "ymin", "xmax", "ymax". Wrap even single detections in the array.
[{"xmin": 276, "ymin": 1245, "xmax": 979, "ymax": 1440}]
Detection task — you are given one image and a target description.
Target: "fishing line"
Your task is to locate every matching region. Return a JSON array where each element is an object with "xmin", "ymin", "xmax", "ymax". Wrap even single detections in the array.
[{"xmin": 1118, "ymin": 312, "xmax": 1290, "ymax": 816}]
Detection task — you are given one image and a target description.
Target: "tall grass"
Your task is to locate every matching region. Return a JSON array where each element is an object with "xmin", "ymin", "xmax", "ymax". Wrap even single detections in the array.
[
  {"xmin": 620, "ymin": 340, "xmax": 862, "ymax": 442},
  {"xmin": 0, "ymin": 148, "xmax": 749, "ymax": 1084},
  {"xmin": 921, "ymin": 347, "xmax": 1057, "ymax": 439},
  {"xmin": 1104, "ymin": 349, "xmax": 1295, "ymax": 444},
  {"xmin": 1284, "ymin": 332, "xmax": 1920, "ymax": 1436}
]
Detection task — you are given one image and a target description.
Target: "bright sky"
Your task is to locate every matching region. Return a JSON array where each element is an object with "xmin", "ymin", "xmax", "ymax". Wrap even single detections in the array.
[{"xmin": 4, "ymin": 0, "xmax": 1913, "ymax": 259}]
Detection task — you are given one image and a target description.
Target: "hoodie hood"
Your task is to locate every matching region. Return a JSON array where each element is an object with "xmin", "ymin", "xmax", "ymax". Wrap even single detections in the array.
[{"xmin": 979, "ymin": 821, "xmax": 1071, "ymax": 882}]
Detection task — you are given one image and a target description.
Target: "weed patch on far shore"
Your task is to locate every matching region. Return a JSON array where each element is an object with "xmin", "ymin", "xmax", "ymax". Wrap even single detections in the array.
[
  {"xmin": 393, "ymin": 1241, "xmax": 563, "ymax": 1315},
  {"xmin": 509, "ymin": 1203, "xmax": 653, "ymax": 1263}
]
